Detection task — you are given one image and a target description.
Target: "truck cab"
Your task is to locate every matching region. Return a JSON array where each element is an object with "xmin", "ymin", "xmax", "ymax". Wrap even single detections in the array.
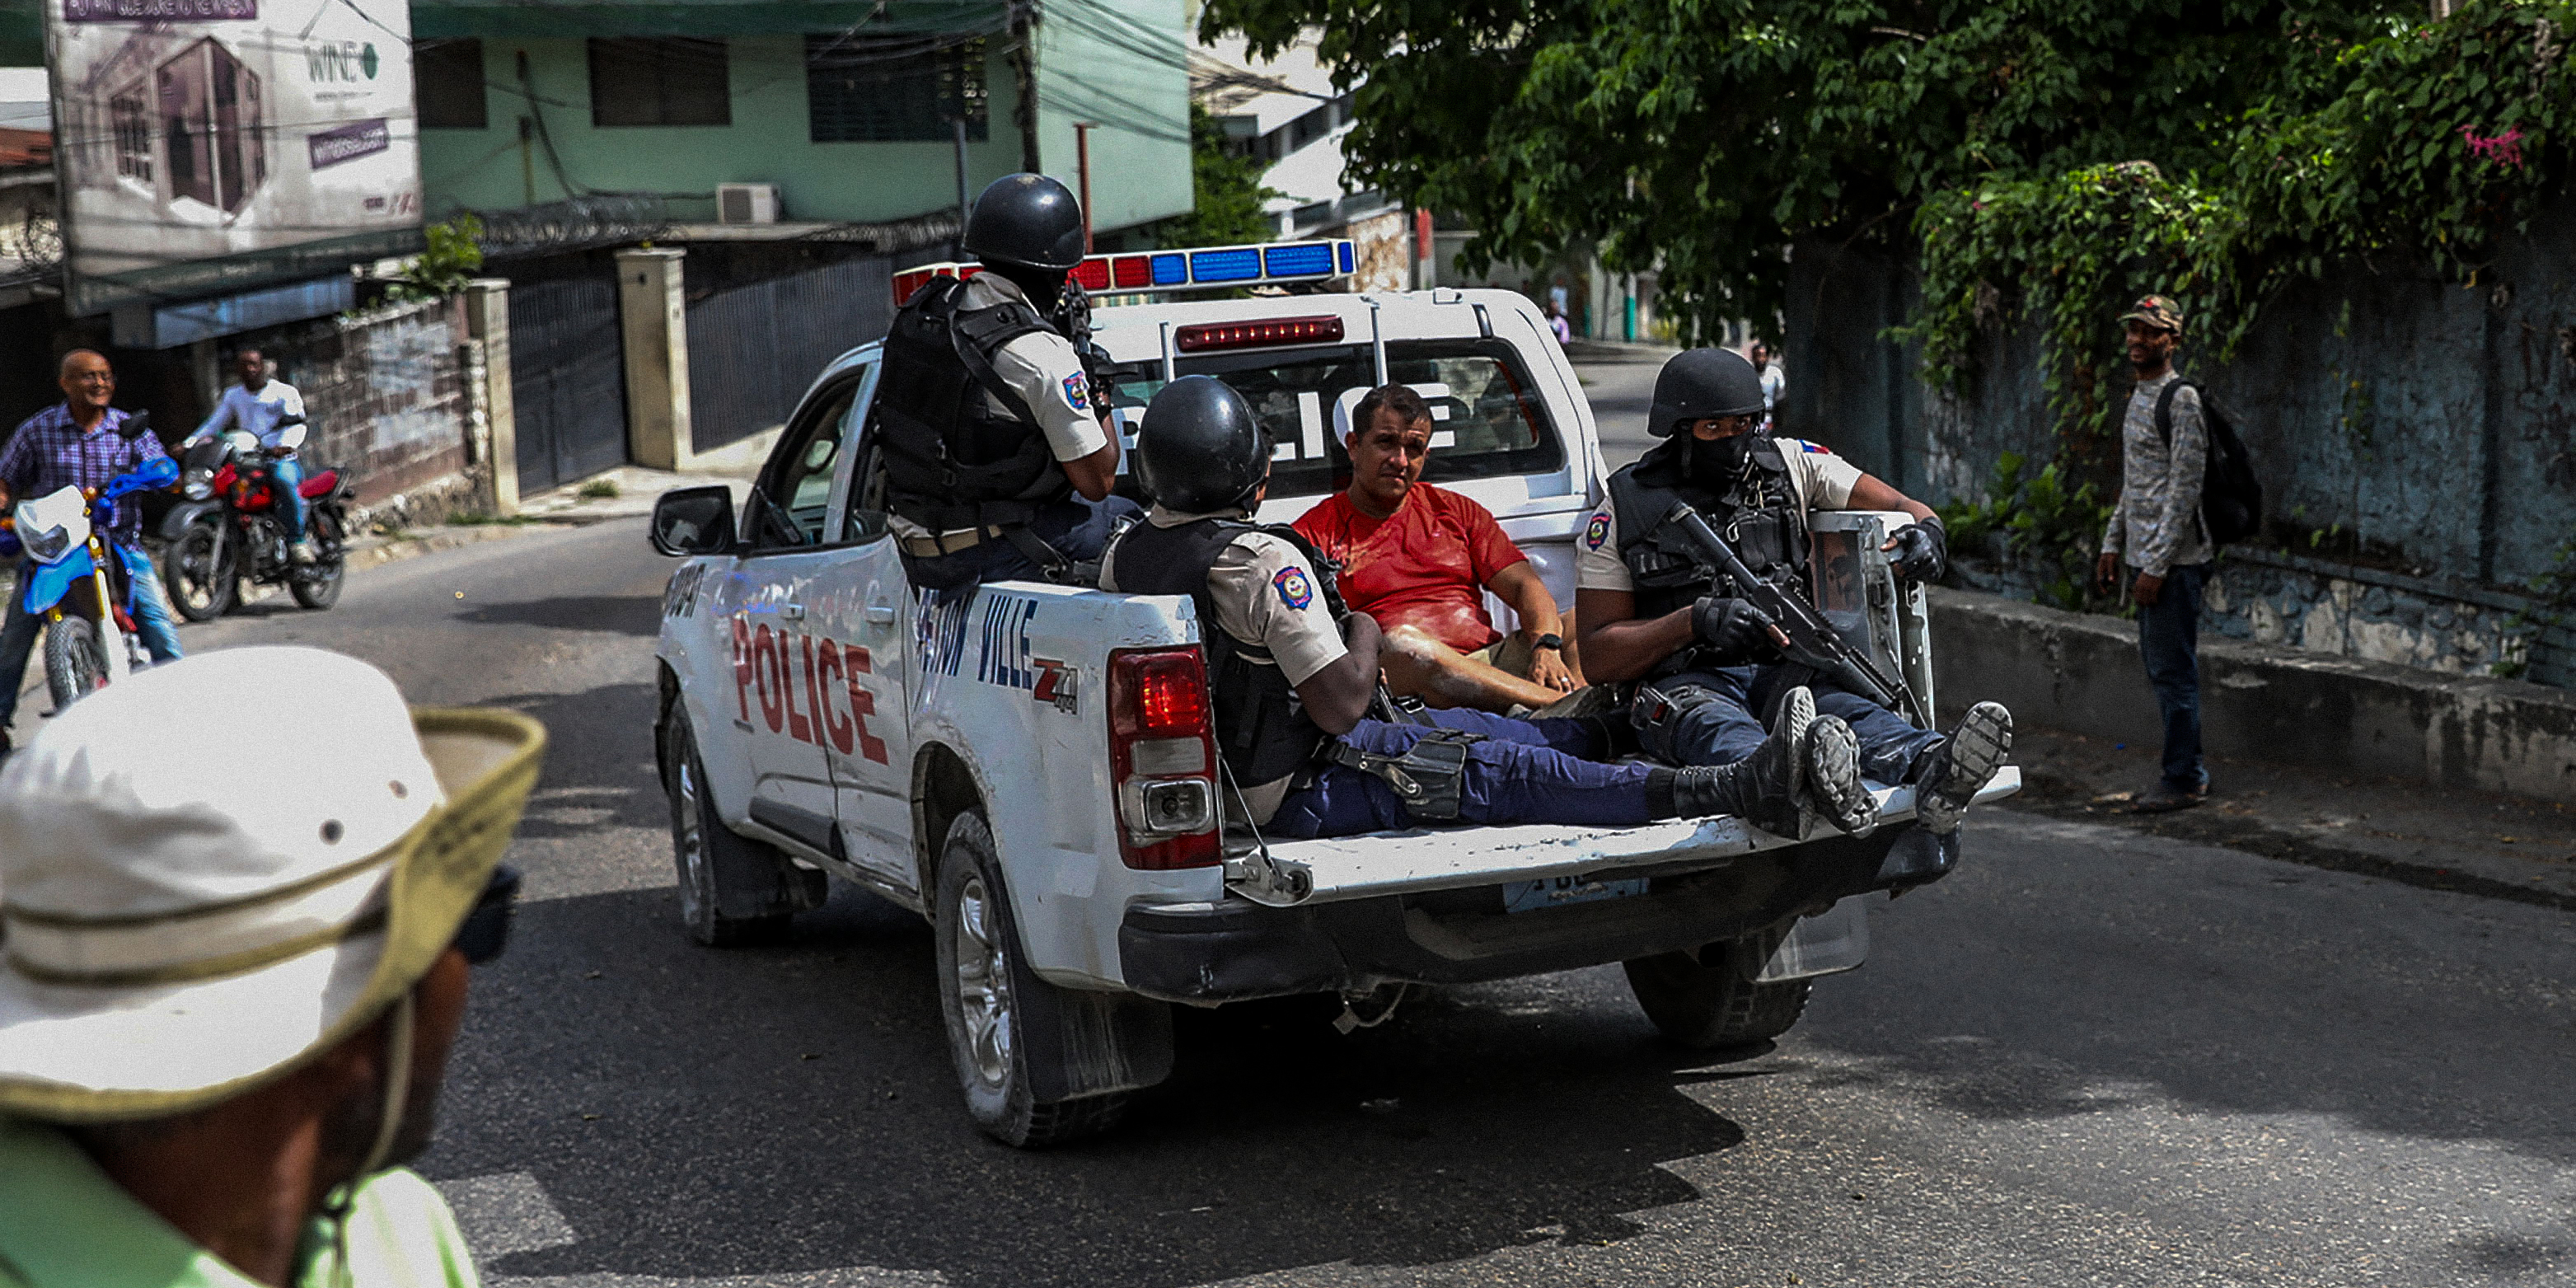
[{"xmin": 650, "ymin": 246, "xmax": 2017, "ymax": 1147}]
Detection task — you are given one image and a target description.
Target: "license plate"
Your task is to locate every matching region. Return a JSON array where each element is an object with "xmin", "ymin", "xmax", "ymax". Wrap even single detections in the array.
[{"xmin": 1503, "ymin": 874, "xmax": 1649, "ymax": 913}]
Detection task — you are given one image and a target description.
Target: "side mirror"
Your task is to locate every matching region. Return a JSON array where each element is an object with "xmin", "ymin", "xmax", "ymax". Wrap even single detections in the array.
[
  {"xmin": 650, "ymin": 485, "xmax": 737, "ymax": 557},
  {"xmin": 116, "ymin": 409, "xmax": 152, "ymax": 440},
  {"xmin": 275, "ymin": 423, "xmax": 307, "ymax": 450}
]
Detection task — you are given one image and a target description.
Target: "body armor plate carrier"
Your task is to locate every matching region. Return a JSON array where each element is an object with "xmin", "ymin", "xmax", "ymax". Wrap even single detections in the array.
[
  {"xmin": 1108, "ymin": 518, "xmax": 1332, "ymax": 786},
  {"xmin": 876, "ymin": 276, "xmax": 1073, "ymax": 535},
  {"xmin": 1607, "ymin": 434, "xmax": 1814, "ymax": 675}
]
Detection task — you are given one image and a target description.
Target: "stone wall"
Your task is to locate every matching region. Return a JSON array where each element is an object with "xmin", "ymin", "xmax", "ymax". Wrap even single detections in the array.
[{"xmin": 251, "ymin": 295, "xmax": 489, "ymax": 531}]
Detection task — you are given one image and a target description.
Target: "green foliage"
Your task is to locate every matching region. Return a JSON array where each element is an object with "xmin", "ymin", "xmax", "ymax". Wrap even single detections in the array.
[
  {"xmin": 2499, "ymin": 536, "xmax": 2576, "ymax": 678},
  {"xmin": 388, "ymin": 215, "xmax": 485, "ymax": 303},
  {"xmin": 1155, "ymin": 105, "xmax": 1284, "ymax": 250},
  {"xmin": 1938, "ymin": 452, "xmax": 2116, "ymax": 611}
]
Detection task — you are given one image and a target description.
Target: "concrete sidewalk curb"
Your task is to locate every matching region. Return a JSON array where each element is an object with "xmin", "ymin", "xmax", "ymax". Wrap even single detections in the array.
[
  {"xmin": 1931, "ymin": 586, "xmax": 2576, "ymax": 803},
  {"xmin": 347, "ymin": 521, "xmax": 577, "ymax": 569}
]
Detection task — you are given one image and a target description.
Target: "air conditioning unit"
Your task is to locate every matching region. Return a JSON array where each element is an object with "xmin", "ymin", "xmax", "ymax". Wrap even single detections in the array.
[{"xmin": 717, "ymin": 183, "xmax": 780, "ymax": 225}]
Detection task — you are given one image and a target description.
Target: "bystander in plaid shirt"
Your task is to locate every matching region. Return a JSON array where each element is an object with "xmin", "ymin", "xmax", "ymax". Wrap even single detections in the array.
[{"xmin": 0, "ymin": 404, "xmax": 167, "ymax": 543}]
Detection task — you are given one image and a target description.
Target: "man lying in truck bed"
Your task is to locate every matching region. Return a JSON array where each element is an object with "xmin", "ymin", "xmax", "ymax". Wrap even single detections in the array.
[{"xmin": 1103, "ymin": 375, "xmax": 1925, "ymax": 841}]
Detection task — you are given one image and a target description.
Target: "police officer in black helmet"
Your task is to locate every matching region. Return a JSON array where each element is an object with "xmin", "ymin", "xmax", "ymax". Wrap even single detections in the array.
[
  {"xmin": 877, "ymin": 172, "xmax": 1140, "ymax": 591},
  {"xmin": 1104, "ymin": 375, "xmax": 1826, "ymax": 840},
  {"xmin": 1575, "ymin": 347, "xmax": 2016, "ymax": 841}
]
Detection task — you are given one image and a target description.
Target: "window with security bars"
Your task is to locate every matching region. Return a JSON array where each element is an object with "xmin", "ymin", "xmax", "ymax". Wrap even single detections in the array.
[
  {"xmin": 805, "ymin": 34, "xmax": 988, "ymax": 143},
  {"xmin": 588, "ymin": 38, "xmax": 730, "ymax": 127},
  {"xmin": 110, "ymin": 92, "xmax": 151, "ymax": 182}
]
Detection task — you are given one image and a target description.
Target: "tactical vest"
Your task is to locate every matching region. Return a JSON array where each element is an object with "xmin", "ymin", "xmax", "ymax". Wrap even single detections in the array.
[
  {"xmin": 1108, "ymin": 518, "xmax": 1332, "ymax": 785},
  {"xmin": 876, "ymin": 276, "xmax": 1073, "ymax": 533},
  {"xmin": 1605, "ymin": 434, "xmax": 1813, "ymax": 622}
]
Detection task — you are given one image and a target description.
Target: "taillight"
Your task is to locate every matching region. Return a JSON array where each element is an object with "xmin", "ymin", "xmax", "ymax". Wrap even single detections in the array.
[
  {"xmin": 1173, "ymin": 316, "xmax": 1345, "ymax": 353},
  {"xmin": 1108, "ymin": 647, "xmax": 1220, "ymax": 869}
]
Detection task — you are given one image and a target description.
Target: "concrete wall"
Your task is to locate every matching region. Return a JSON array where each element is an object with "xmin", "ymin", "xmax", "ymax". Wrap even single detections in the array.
[
  {"xmin": 422, "ymin": 14, "xmax": 1192, "ymax": 234},
  {"xmin": 1791, "ymin": 203, "xmax": 2576, "ymax": 684},
  {"xmin": 251, "ymin": 295, "xmax": 495, "ymax": 527},
  {"xmin": 1932, "ymin": 587, "xmax": 2576, "ymax": 803}
]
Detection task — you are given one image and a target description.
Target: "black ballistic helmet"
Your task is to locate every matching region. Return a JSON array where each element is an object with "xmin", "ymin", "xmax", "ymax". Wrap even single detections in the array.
[
  {"xmin": 965, "ymin": 173, "xmax": 1086, "ymax": 272},
  {"xmin": 1136, "ymin": 377, "xmax": 1267, "ymax": 513},
  {"xmin": 1648, "ymin": 346, "xmax": 1768, "ymax": 437}
]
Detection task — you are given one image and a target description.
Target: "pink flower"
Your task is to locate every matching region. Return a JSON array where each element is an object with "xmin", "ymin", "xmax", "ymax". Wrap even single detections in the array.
[{"xmin": 2461, "ymin": 124, "xmax": 2527, "ymax": 168}]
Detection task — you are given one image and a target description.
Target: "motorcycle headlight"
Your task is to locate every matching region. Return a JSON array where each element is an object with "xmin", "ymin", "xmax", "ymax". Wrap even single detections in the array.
[
  {"xmin": 183, "ymin": 475, "xmax": 213, "ymax": 501},
  {"xmin": 16, "ymin": 520, "xmax": 69, "ymax": 564}
]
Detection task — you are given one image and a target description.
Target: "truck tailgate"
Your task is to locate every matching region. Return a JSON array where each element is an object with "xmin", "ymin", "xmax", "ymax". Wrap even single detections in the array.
[{"xmin": 1232, "ymin": 769, "xmax": 2021, "ymax": 907}]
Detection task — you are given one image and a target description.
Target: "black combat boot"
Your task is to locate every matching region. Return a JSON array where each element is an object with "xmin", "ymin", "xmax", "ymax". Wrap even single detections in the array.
[
  {"xmin": 1803, "ymin": 714, "xmax": 1879, "ymax": 837},
  {"xmin": 1669, "ymin": 687, "xmax": 1817, "ymax": 840},
  {"xmin": 1911, "ymin": 701, "xmax": 2013, "ymax": 835}
]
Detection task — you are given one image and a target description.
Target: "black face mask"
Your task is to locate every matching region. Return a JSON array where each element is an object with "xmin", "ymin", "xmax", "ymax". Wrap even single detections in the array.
[{"xmin": 1687, "ymin": 430, "xmax": 1757, "ymax": 485}]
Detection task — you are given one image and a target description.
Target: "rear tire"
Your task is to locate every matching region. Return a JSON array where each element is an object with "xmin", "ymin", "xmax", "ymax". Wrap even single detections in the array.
[
  {"xmin": 289, "ymin": 508, "xmax": 345, "ymax": 611},
  {"xmin": 1623, "ymin": 937, "xmax": 1814, "ymax": 1050},
  {"xmin": 662, "ymin": 711, "xmax": 799, "ymax": 947},
  {"xmin": 42, "ymin": 616, "xmax": 108, "ymax": 713},
  {"xmin": 163, "ymin": 521, "xmax": 237, "ymax": 622},
  {"xmin": 934, "ymin": 812, "xmax": 1136, "ymax": 1148}
]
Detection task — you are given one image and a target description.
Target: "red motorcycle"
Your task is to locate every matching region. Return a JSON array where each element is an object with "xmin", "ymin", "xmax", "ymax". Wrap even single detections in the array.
[{"xmin": 159, "ymin": 424, "xmax": 353, "ymax": 620}]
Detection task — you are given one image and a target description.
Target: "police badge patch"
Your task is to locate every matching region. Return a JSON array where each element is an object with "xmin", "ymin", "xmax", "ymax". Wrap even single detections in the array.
[
  {"xmin": 1061, "ymin": 373, "xmax": 1090, "ymax": 412},
  {"xmin": 1584, "ymin": 513, "xmax": 1612, "ymax": 550},
  {"xmin": 1273, "ymin": 566, "xmax": 1315, "ymax": 610}
]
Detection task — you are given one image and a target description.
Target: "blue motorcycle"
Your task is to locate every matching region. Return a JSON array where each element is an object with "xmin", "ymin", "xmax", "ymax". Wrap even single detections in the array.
[{"xmin": 1, "ymin": 450, "xmax": 179, "ymax": 710}]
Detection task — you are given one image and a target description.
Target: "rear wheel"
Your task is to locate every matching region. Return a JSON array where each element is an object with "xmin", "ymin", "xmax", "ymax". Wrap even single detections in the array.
[
  {"xmin": 1623, "ymin": 936, "xmax": 1814, "ymax": 1050},
  {"xmin": 934, "ymin": 812, "xmax": 1154, "ymax": 1148},
  {"xmin": 43, "ymin": 616, "xmax": 108, "ymax": 712},
  {"xmin": 288, "ymin": 508, "xmax": 346, "ymax": 611},
  {"xmin": 163, "ymin": 520, "xmax": 237, "ymax": 621}
]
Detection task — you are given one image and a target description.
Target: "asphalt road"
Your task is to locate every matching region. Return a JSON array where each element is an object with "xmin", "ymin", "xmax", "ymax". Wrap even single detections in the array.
[{"xmin": 153, "ymin": 516, "xmax": 2576, "ymax": 1288}]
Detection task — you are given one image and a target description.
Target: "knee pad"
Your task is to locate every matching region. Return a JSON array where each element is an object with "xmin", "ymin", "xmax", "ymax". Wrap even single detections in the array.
[{"xmin": 1628, "ymin": 682, "xmax": 1721, "ymax": 765}]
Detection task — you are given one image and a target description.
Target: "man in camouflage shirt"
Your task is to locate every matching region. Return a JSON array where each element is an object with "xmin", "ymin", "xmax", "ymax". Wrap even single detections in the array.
[{"xmin": 2096, "ymin": 294, "xmax": 2211, "ymax": 813}]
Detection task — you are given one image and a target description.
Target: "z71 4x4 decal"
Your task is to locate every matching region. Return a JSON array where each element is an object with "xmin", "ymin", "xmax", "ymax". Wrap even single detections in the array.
[{"xmin": 730, "ymin": 613, "xmax": 889, "ymax": 764}]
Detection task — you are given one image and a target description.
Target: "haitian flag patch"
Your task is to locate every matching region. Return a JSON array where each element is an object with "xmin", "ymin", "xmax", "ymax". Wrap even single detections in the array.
[{"xmin": 1273, "ymin": 565, "xmax": 1315, "ymax": 610}]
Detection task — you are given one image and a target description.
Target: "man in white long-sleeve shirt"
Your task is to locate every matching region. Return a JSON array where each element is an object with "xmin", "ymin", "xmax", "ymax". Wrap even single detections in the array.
[
  {"xmin": 189, "ymin": 347, "xmax": 315, "ymax": 561},
  {"xmin": 2095, "ymin": 294, "xmax": 2211, "ymax": 813}
]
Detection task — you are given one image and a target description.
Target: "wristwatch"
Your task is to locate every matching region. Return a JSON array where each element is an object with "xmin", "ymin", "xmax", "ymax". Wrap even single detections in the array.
[{"xmin": 1532, "ymin": 633, "xmax": 1563, "ymax": 652}]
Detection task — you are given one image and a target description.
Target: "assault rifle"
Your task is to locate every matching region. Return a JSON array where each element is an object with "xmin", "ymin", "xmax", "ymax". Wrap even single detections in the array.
[{"xmin": 1662, "ymin": 501, "xmax": 1926, "ymax": 724}]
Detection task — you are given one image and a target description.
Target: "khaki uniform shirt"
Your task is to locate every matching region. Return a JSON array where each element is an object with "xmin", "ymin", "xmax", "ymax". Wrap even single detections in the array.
[
  {"xmin": 1573, "ymin": 437, "xmax": 1864, "ymax": 593},
  {"xmin": 1101, "ymin": 504, "xmax": 1347, "ymax": 822},
  {"xmin": 888, "ymin": 274, "xmax": 1111, "ymax": 542},
  {"xmin": 0, "ymin": 1117, "xmax": 481, "ymax": 1288}
]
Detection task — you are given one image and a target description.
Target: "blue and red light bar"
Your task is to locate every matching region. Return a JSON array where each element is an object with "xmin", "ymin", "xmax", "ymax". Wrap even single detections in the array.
[{"xmin": 892, "ymin": 237, "xmax": 1358, "ymax": 307}]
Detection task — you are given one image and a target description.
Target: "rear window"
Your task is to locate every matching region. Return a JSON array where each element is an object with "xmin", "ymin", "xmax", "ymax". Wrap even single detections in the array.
[{"xmin": 1102, "ymin": 339, "xmax": 1565, "ymax": 500}]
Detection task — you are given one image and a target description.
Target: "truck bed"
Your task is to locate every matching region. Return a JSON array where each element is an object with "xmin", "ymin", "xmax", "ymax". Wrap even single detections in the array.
[{"xmin": 1234, "ymin": 769, "xmax": 2022, "ymax": 906}]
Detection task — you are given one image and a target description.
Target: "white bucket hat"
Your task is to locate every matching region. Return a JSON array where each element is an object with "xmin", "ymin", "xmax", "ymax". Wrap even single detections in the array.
[{"xmin": 0, "ymin": 645, "xmax": 544, "ymax": 1122}]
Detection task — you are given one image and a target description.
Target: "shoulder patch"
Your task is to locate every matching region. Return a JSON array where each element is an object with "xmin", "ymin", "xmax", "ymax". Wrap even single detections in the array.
[
  {"xmin": 1797, "ymin": 439, "xmax": 1832, "ymax": 453},
  {"xmin": 1272, "ymin": 565, "xmax": 1316, "ymax": 611},
  {"xmin": 1583, "ymin": 512, "xmax": 1612, "ymax": 550},
  {"xmin": 1061, "ymin": 372, "xmax": 1090, "ymax": 412}
]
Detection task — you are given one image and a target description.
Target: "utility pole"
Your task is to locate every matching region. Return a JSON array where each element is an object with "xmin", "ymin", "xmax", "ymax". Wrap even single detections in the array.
[
  {"xmin": 951, "ymin": 115, "xmax": 971, "ymax": 258},
  {"xmin": 1074, "ymin": 122, "xmax": 1095, "ymax": 253}
]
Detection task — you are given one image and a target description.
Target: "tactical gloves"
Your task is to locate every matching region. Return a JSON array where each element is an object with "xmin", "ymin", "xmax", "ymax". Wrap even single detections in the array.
[
  {"xmin": 1691, "ymin": 595, "xmax": 1777, "ymax": 664},
  {"xmin": 1890, "ymin": 515, "xmax": 1948, "ymax": 583}
]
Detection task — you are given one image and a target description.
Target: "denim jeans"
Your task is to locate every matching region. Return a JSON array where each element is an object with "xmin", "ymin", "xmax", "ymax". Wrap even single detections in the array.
[
  {"xmin": 270, "ymin": 454, "xmax": 307, "ymax": 541},
  {"xmin": 1267, "ymin": 707, "xmax": 1654, "ymax": 838},
  {"xmin": 2138, "ymin": 561, "xmax": 2208, "ymax": 792},
  {"xmin": 0, "ymin": 548, "xmax": 185, "ymax": 729},
  {"xmin": 1649, "ymin": 664, "xmax": 1943, "ymax": 786}
]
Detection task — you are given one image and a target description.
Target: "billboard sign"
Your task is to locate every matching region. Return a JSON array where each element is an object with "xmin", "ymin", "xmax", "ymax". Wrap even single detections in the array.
[{"xmin": 46, "ymin": 0, "xmax": 422, "ymax": 316}]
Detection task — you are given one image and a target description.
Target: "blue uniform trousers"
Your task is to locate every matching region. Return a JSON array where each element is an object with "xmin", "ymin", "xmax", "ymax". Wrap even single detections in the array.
[
  {"xmin": 905, "ymin": 494, "xmax": 1140, "ymax": 592},
  {"xmin": 1657, "ymin": 664, "xmax": 1941, "ymax": 786},
  {"xmin": 1267, "ymin": 707, "xmax": 1656, "ymax": 838}
]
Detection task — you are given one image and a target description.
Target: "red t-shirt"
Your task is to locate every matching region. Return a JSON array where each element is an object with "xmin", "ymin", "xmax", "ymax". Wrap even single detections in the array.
[{"xmin": 1293, "ymin": 483, "xmax": 1529, "ymax": 653}]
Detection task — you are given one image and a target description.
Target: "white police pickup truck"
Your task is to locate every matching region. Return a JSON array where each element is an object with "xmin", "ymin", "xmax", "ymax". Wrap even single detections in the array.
[{"xmin": 649, "ymin": 241, "xmax": 2020, "ymax": 1146}]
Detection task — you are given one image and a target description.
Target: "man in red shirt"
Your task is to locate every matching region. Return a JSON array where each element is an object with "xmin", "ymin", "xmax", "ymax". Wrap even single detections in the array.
[{"xmin": 1295, "ymin": 385, "xmax": 1585, "ymax": 713}]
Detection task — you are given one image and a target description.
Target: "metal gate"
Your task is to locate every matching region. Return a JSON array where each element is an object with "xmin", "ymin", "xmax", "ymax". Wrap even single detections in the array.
[
  {"xmin": 686, "ymin": 257, "xmax": 891, "ymax": 452},
  {"xmin": 510, "ymin": 276, "xmax": 630, "ymax": 494}
]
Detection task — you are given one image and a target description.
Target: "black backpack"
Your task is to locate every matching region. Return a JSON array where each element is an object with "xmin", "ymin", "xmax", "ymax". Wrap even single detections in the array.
[{"xmin": 2156, "ymin": 378, "xmax": 2262, "ymax": 546}]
